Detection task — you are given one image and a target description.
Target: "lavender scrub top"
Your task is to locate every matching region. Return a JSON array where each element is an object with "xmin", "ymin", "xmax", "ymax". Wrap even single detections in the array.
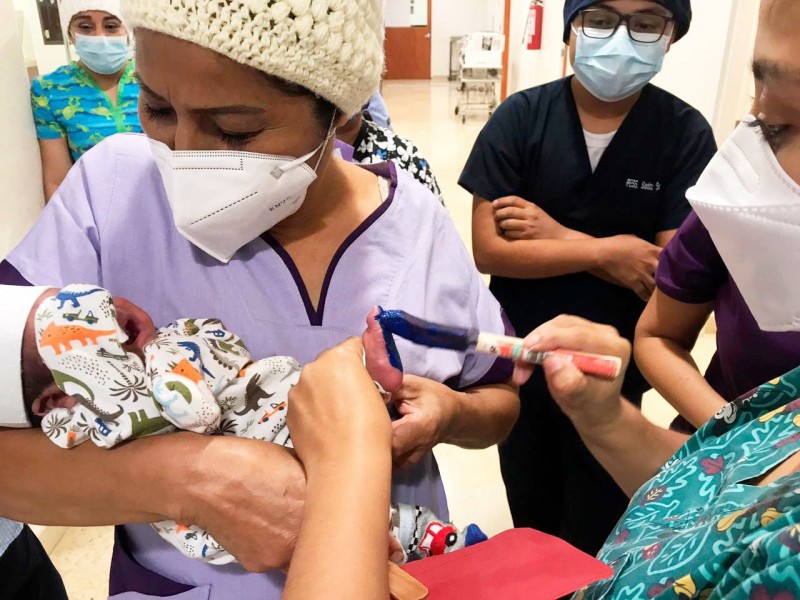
[
  {"xmin": 2, "ymin": 133, "xmax": 512, "ymax": 600},
  {"xmin": 655, "ymin": 211, "xmax": 800, "ymax": 402}
]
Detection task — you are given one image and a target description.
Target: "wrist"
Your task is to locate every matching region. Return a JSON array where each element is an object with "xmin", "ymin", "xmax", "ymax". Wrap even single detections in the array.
[
  {"xmin": 591, "ymin": 237, "xmax": 612, "ymax": 270},
  {"xmin": 306, "ymin": 449, "xmax": 391, "ymax": 481},
  {"xmin": 569, "ymin": 395, "xmax": 627, "ymax": 447},
  {"xmin": 438, "ymin": 388, "xmax": 467, "ymax": 443}
]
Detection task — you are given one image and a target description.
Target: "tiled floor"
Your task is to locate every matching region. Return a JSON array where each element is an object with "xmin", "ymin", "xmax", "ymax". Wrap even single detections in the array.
[{"xmin": 41, "ymin": 79, "xmax": 718, "ymax": 598}]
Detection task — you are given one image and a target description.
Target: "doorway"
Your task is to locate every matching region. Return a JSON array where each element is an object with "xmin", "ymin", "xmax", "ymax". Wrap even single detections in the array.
[{"xmin": 384, "ymin": 0, "xmax": 432, "ymax": 80}]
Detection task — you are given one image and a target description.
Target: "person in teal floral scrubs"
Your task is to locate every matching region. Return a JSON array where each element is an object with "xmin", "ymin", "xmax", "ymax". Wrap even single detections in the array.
[
  {"xmin": 31, "ymin": 61, "xmax": 139, "ymax": 162},
  {"xmin": 30, "ymin": 0, "xmax": 141, "ymax": 200},
  {"xmin": 585, "ymin": 372, "xmax": 800, "ymax": 599}
]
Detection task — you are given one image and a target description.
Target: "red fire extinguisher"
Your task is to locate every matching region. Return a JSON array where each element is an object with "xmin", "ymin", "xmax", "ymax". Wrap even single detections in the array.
[{"xmin": 526, "ymin": 0, "xmax": 544, "ymax": 50}]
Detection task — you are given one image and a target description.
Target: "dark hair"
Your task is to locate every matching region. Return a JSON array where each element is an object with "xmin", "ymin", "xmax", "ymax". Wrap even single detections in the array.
[
  {"xmin": 262, "ymin": 73, "xmax": 338, "ymax": 131},
  {"xmin": 21, "ymin": 355, "xmax": 51, "ymax": 428}
]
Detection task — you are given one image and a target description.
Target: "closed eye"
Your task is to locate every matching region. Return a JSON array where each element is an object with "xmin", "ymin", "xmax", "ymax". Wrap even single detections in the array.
[
  {"xmin": 750, "ymin": 117, "xmax": 792, "ymax": 151},
  {"xmin": 141, "ymin": 102, "xmax": 173, "ymax": 122},
  {"xmin": 216, "ymin": 129, "xmax": 262, "ymax": 149}
]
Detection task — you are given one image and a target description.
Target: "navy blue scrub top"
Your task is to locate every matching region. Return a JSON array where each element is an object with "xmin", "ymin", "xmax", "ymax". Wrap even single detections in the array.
[{"xmin": 460, "ymin": 77, "xmax": 717, "ymax": 398}]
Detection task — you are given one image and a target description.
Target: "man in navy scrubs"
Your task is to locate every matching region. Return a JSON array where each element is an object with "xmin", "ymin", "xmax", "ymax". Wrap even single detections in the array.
[{"xmin": 461, "ymin": 0, "xmax": 717, "ymax": 554}]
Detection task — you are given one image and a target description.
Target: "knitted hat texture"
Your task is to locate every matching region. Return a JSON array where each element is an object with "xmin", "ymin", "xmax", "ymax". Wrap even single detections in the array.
[{"xmin": 122, "ymin": 0, "xmax": 385, "ymax": 117}]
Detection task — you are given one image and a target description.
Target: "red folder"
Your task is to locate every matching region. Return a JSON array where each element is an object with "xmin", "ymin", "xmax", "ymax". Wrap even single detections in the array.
[{"xmin": 401, "ymin": 528, "xmax": 613, "ymax": 600}]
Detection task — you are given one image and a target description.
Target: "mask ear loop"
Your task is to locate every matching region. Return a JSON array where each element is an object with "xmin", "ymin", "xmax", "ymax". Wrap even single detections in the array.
[
  {"xmin": 312, "ymin": 108, "xmax": 339, "ymax": 171},
  {"xmin": 272, "ymin": 108, "xmax": 339, "ymax": 179}
]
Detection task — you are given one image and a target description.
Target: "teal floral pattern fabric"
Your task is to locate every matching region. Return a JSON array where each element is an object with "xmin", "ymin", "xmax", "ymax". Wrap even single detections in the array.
[
  {"xmin": 30, "ymin": 61, "xmax": 141, "ymax": 161},
  {"xmin": 580, "ymin": 369, "xmax": 800, "ymax": 599}
]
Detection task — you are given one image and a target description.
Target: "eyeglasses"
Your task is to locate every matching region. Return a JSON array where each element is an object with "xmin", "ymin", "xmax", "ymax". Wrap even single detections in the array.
[{"xmin": 575, "ymin": 8, "xmax": 674, "ymax": 44}]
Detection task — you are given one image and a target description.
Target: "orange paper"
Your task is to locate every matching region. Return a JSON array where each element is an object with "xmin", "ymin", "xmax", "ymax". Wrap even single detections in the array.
[{"xmin": 401, "ymin": 528, "xmax": 613, "ymax": 600}]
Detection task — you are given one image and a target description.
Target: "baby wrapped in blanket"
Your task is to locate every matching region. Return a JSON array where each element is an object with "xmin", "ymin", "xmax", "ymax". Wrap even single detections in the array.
[{"xmin": 32, "ymin": 285, "xmax": 486, "ymax": 564}]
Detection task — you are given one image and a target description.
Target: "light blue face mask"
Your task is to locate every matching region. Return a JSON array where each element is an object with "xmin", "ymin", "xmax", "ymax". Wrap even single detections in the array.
[
  {"xmin": 572, "ymin": 26, "xmax": 668, "ymax": 103},
  {"xmin": 74, "ymin": 34, "xmax": 130, "ymax": 75}
]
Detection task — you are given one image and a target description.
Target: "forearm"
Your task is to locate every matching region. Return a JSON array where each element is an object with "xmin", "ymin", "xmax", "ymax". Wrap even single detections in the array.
[
  {"xmin": 574, "ymin": 399, "xmax": 688, "ymax": 497},
  {"xmin": 476, "ymin": 238, "xmax": 604, "ymax": 279},
  {"xmin": 443, "ymin": 382, "xmax": 520, "ymax": 449},
  {"xmin": 539, "ymin": 229, "xmax": 626, "ymax": 287},
  {"xmin": 0, "ymin": 429, "xmax": 306, "ymax": 532},
  {"xmin": 635, "ymin": 335, "xmax": 726, "ymax": 429},
  {"xmin": 284, "ymin": 453, "xmax": 391, "ymax": 600},
  {"xmin": 0, "ymin": 429, "xmax": 186, "ymax": 525}
]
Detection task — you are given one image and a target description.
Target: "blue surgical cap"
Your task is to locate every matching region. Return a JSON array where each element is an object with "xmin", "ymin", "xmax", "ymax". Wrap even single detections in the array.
[{"xmin": 563, "ymin": 0, "xmax": 692, "ymax": 44}]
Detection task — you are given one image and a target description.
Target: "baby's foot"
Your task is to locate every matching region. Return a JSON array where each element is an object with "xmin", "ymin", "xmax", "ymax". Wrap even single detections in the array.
[{"xmin": 363, "ymin": 306, "xmax": 403, "ymax": 394}]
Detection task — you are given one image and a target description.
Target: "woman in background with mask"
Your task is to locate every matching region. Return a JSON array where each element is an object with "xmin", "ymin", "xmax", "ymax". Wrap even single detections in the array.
[
  {"xmin": 635, "ymin": 76, "xmax": 800, "ymax": 433},
  {"xmin": 30, "ymin": 0, "xmax": 141, "ymax": 200},
  {"xmin": 462, "ymin": 0, "xmax": 717, "ymax": 556},
  {"xmin": 0, "ymin": 1, "xmax": 518, "ymax": 597}
]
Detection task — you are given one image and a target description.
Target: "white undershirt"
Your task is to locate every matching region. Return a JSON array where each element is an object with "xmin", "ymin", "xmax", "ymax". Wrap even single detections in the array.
[{"xmin": 583, "ymin": 129, "xmax": 618, "ymax": 173}]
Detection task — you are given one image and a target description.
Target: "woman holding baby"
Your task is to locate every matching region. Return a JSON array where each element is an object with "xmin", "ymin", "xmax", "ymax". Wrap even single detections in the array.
[{"xmin": 0, "ymin": 0, "xmax": 519, "ymax": 597}]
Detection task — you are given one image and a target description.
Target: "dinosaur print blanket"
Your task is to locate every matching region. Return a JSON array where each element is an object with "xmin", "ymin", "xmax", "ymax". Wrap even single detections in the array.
[
  {"xmin": 35, "ymin": 285, "xmax": 298, "ymax": 451},
  {"xmin": 34, "ymin": 285, "xmax": 300, "ymax": 563}
]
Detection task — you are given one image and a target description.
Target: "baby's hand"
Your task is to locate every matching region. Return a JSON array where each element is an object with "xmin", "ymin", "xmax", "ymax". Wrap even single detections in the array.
[
  {"xmin": 363, "ymin": 306, "xmax": 403, "ymax": 395},
  {"xmin": 113, "ymin": 297, "xmax": 156, "ymax": 359}
]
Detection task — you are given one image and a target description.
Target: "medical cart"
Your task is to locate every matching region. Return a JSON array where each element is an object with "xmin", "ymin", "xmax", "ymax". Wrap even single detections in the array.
[{"xmin": 455, "ymin": 32, "xmax": 504, "ymax": 124}]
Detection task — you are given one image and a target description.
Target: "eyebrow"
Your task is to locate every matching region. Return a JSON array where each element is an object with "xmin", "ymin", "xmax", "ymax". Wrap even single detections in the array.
[
  {"xmin": 73, "ymin": 15, "xmax": 120, "ymax": 23},
  {"xmin": 753, "ymin": 59, "xmax": 800, "ymax": 83},
  {"xmin": 135, "ymin": 73, "xmax": 265, "ymax": 115}
]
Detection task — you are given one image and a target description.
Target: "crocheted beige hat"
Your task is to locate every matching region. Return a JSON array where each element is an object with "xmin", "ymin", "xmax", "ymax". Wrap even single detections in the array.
[{"xmin": 121, "ymin": 0, "xmax": 384, "ymax": 117}]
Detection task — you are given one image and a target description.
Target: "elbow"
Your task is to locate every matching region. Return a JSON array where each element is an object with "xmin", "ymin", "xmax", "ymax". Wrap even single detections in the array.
[
  {"xmin": 633, "ymin": 323, "xmax": 654, "ymax": 371},
  {"xmin": 472, "ymin": 242, "xmax": 499, "ymax": 275},
  {"xmin": 493, "ymin": 388, "xmax": 521, "ymax": 445},
  {"xmin": 474, "ymin": 255, "xmax": 493, "ymax": 275}
]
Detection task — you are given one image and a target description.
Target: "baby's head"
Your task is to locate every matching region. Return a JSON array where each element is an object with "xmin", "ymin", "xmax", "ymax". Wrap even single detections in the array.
[{"xmin": 21, "ymin": 285, "xmax": 155, "ymax": 421}]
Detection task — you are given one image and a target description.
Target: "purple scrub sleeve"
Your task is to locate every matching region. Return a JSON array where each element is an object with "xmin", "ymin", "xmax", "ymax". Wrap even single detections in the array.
[{"xmin": 656, "ymin": 211, "xmax": 800, "ymax": 403}]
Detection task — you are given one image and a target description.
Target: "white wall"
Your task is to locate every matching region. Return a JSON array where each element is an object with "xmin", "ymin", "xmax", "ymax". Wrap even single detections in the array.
[
  {"xmin": 1, "ymin": 3, "xmax": 45, "ymax": 258},
  {"xmin": 432, "ymin": 0, "xmax": 493, "ymax": 77},
  {"xmin": 13, "ymin": 0, "xmax": 70, "ymax": 76},
  {"xmin": 650, "ymin": 1, "xmax": 734, "ymax": 127},
  {"xmin": 506, "ymin": 0, "xmax": 566, "ymax": 94},
  {"xmin": 713, "ymin": 0, "xmax": 760, "ymax": 141}
]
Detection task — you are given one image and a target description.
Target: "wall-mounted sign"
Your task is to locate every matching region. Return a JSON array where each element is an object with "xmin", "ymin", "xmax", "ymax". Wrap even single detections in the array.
[{"xmin": 385, "ymin": 0, "xmax": 428, "ymax": 28}]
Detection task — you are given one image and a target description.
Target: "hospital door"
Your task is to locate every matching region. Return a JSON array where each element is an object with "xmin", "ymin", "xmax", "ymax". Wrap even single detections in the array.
[{"xmin": 384, "ymin": 0, "xmax": 432, "ymax": 80}]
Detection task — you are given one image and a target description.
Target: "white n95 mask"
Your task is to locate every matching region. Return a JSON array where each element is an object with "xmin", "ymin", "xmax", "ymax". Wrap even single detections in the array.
[
  {"xmin": 148, "ymin": 126, "xmax": 334, "ymax": 264},
  {"xmin": 688, "ymin": 115, "xmax": 800, "ymax": 332}
]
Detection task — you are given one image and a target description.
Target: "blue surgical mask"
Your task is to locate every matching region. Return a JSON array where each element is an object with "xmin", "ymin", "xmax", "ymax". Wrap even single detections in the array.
[
  {"xmin": 572, "ymin": 26, "xmax": 668, "ymax": 102},
  {"xmin": 74, "ymin": 34, "xmax": 130, "ymax": 75}
]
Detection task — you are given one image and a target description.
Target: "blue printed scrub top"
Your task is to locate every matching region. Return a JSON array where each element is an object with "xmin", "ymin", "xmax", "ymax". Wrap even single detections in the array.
[
  {"xmin": 30, "ymin": 61, "xmax": 141, "ymax": 162},
  {"xmin": 580, "ymin": 368, "xmax": 800, "ymax": 599}
]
